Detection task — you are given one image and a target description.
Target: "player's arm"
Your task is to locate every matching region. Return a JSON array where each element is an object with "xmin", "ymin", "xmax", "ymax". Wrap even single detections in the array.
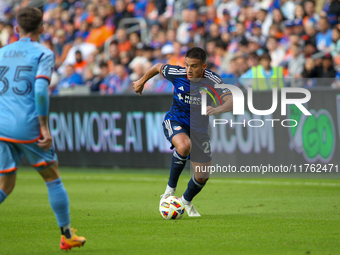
[
  {"xmin": 206, "ymin": 94, "xmax": 233, "ymax": 116},
  {"xmin": 36, "ymin": 51, "xmax": 55, "ymax": 150},
  {"xmin": 35, "ymin": 79, "xmax": 52, "ymax": 150},
  {"xmin": 133, "ymin": 63, "xmax": 163, "ymax": 95}
]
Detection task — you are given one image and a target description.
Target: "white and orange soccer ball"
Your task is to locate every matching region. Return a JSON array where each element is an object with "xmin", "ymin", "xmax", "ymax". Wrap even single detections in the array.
[{"xmin": 159, "ymin": 196, "xmax": 185, "ymax": 220}]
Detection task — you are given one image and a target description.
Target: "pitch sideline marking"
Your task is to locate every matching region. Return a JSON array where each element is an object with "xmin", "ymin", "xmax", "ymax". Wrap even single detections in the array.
[{"xmin": 18, "ymin": 175, "xmax": 340, "ymax": 187}]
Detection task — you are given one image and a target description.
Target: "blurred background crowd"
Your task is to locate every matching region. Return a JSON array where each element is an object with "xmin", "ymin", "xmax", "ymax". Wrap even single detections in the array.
[{"xmin": 0, "ymin": 0, "xmax": 340, "ymax": 94}]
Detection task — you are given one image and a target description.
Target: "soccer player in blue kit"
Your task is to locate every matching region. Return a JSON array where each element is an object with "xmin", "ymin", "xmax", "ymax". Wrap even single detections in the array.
[
  {"xmin": 133, "ymin": 47, "xmax": 233, "ymax": 216},
  {"xmin": 0, "ymin": 7, "xmax": 85, "ymax": 250}
]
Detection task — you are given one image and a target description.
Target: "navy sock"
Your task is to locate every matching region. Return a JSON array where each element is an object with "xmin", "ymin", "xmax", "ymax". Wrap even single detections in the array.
[
  {"xmin": 183, "ymin": 176, "xmax": 206, "ymax": 202},
  {"xmin": 0, "ymin": 189, "xmax": 7, "ymax": 204},
  {"xmin": 45, "ymin": 177, "xmax": 70, "ymax": 228},
  {"xmin": 168, "ymin": 150, "xmax": 187, "ymax": 188}
]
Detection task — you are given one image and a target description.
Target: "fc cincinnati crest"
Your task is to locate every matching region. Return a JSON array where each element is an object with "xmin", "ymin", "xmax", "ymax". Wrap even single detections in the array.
[{"xmin": 174, "ymin": 126, "xmax": 182, "ymax": 131}]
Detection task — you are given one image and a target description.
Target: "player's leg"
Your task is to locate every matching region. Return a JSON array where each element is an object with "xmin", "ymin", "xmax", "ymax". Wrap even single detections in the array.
[
  {"xmin": 181, "ymin": 136, "xmax": 212, "ymax": 217},
  {"xmin": 19, "ymin": 142, "xmax": 85, "ymax": 250},
  {"xmin": 0, "ymin": 141, "xmax": 22, "ymax": 204},
  {"xmin": 162, "ymin": 120, "xmax": 191, "ymax": 199},
  {"xmin": 0, "ymin": 174, "xmax": 16, "ymax": 203},
  {"xmin": 37, "ymin": 162, "xmax": 86, "ymax": 250},
  {"xmin": 168, "ymin": 133, "xmax": 191, "ymax": 190}
]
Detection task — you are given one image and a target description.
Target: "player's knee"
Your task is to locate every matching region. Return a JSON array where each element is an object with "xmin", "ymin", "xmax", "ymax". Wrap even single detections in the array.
[
  {"xmin": 39, "ymin": 162, "xmax": 60, "ymax": 182},
  {"xmin": 196, "ymin": 177, "xmax": 209, "ymax": 184},
  {"xmin": 0, "ymin": 175, "xmax": 16, "ymax": 195},
  {"xmin": 176, "ymin": 142, "xmax": 191, "ymax": 156}
]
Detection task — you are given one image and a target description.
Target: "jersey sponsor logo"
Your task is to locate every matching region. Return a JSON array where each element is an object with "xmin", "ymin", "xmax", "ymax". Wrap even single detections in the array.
[
  {"xmin": 174, "ymin": 126, "xmax": 182, "ymax": 131},
  {"xmin": 177, "ymin": 93, "xmax": 183, "ymax": 100},
  {"xmin": 179, "ymin": 86, "xmax": 184, "ymax": 91}
]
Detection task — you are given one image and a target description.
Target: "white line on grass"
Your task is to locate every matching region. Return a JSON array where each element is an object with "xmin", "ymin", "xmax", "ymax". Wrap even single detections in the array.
[{"xmin": 17, "ymin": 175, "xmax": 340, "ymax": 187}]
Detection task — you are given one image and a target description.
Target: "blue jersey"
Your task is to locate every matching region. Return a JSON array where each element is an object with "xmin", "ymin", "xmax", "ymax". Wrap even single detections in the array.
[
  {"xmin": 0, "ymin": 37, "xmax": 54, "ymax": 143},
  {"xmin": 161, "ymin": 64, "xmax": 231, "ymax": 134}
]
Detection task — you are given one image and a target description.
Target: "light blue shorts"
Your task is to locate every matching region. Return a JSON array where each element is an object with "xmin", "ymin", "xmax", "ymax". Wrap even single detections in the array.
[{"xmin": 0, "ymin": 140, "xmax": 58, "ymax": 176}]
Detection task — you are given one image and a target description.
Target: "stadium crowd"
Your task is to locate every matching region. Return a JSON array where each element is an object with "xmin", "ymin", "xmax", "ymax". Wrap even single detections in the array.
[{"xmin": 0, "ymin": 0, "xmax": 340, "ymax": 94}]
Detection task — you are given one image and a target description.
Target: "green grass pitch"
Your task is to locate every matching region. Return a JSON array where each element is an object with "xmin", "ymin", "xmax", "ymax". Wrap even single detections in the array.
[{"xmin": 1, "ymin": 167, "xmax": 340, "ymax": 255}]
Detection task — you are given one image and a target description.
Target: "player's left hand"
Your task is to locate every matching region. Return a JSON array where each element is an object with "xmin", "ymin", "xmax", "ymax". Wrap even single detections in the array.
[
  {"xmin": 206, "ymin": 106, "xmax": 221, "ymax": 116},
  {"xmin": 133, "ymin": 79, "xmax": 145, "ymax": 96},
  {"xmin": 38, "ymin": 126, "xmax": 53, "ymax": 151}
]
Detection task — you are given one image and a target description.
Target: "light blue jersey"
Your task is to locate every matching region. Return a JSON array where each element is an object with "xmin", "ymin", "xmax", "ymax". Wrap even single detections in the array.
[{"xmin": 0, "ymin": 37, "xmax": 54, "ymax": 143}]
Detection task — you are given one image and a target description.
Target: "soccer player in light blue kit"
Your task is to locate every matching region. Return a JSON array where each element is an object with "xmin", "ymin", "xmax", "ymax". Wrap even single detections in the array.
[
  {"xmin": 0, "ymin": 7, "xmax": 86, "ymax": 250},
  {"xmin": 133, "ymin": 47, "xmax": 233, "ymax": 216}
]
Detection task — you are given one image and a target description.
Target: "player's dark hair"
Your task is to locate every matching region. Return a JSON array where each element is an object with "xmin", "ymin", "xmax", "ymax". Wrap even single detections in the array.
[
  {"xmin": 17, "ymin": 7, "xmax": 43, "ymax": 34},
  {"xmin": 185, "ymin": 47, "xmax": 207, "ymax": 64}
]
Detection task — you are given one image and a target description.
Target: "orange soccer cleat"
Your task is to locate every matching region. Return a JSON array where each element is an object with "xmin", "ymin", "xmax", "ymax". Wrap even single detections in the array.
[{"xmin": 60, "ymin": 228, "xmax": 86, "ymax": 251}]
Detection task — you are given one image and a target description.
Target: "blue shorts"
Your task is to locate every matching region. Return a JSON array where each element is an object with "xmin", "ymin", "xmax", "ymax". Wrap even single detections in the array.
[
  {"xmin": 0, "ymin": 140, "xmax": 58, "ymax": 176},
  {"xmin": 162, "ymin": 119, "xmax": 212, "ymax": 163}
]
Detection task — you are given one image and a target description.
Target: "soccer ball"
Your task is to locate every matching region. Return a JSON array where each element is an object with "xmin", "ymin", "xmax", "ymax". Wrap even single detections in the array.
[{"xmin": 159, "ymin": 196, "xmax": 185, "ymax": 220}]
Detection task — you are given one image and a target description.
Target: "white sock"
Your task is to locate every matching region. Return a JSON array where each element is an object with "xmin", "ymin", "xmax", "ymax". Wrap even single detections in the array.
[
  {"xmin": 165, "ymin": 185, "xmax": 176, "ymax": 194},
  {"xmin": 181, "ymin": 195, "xmax": 190, "ymax": 205}
]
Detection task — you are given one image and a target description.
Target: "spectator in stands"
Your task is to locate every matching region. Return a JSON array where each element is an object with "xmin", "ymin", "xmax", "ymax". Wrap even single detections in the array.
[
  {"xmin": 316, "ymin": 18, "xmax": 332, "ymax": 52},
  {"xmin": 304, "ymin": 0, "xmax": 320, "ymax": 23},
  {"xmin": 119, "ymin": 51, "xmax": 132, "ymax": 70},
  {"xmin": 215, "ymin": 40, "xmax": 230, "ymax": 74},
  {"xmin": 293, "ymin": 19, "xmax": 305, "ymax": 36},
  {"xmin": 266, "ymin": 37, "xmax": 285, "ymax": 67},
  {"xmin": 54, "ymin": 64, "xmax": 84, "ymax": 94},
  {"xmin": 176, "ymin": 9, "xmax": 190, "ymax": 45},
  {"xmin": 239, "ymin": 53, "xmax": 284, "ymax": 90},
  {"xmin": 331, "ymin": 27, "xmax": 340, "ymax": 66},
  {"xmin": 206, "ymin": 40, "xmax": 221, "ymax": 69},
  {"xmin": 6, "ymin": 24, "xmax": 18, "ymax": 44},
  {"xmin": 116, "ymin": 28, "xmax": 131, "ymax": 52},
  {"xmin": 58, "ymin": 31, "xmax": 96, "ymax": 74},
  {"xmin": 302, "ymin": 58, "xmax": 318, "ymax": 78},
  {"xmin": 65, "ymin": 20, "xmax": 76, "ymax": 43},
  {"xmin": 322, "ymin": 0, "xmax": 340, "ymax": 27},
  {"xmin": 272, "ymin": 8, "xmax": 285, "ymax": 31},
  {"xmin": 168, "ymin": 41, "xmax": 184, "ymax": 66},
  {"xmin": 54, "ymin": 30, "xmax": 71, "ymax": 68},
  {"xmin": 247, "ymin": 52, "xmax": 259, "ymax": 69},
  {"xmin": 303, "ymin": 19, "xmax": 317, "ymax": 47},
  {"xmin": 74, "ymin": 50, "xmax": 87, "ymax": 74},
  {"xmin": 107, "ymin": 42, "xmax": 120, "ymax": 73},
  {"xmin": 85, "ymin": 52, "xmax": 100, "ymax": 75},
  {"xmin": 0, "ymin": 21, "xmax": 8, "ymax": 47},
  {"xmin": 73, "ymin": 1, "xmax": 86, "ymax": 30},
  {"xmin": 234, "ymin": 56, "xmax": 249, "ymax": 77},
  {"xmin": 86, "ymin": 16, "xmax": 113, "ymax": 48},
  {"xmin": 79, "ymin": 20, "xmax": 90, "ymax": 40},
  {"xmin": 114, "ymin": 0, "xmax": 133, "ymax": 28},
  {"xmin": 130, "ymin": 62, "xmax": 144, "ymax": 82},
  {"xmin": 100, "ymin": 64, "xmax": 131, "ymax": 94},
  {"xmin": 152, "ymin": 44, "xmax": 167, "ymax": 65},
  {"xmin": 86, "ymin": 62, "xmax": 109, "ymax": 92},
  {"xmin": 1, "ymin": 0, "xmax": 336, "ymax": 93},
  {"xmin": 286, "ymin": 44, "xmax": 305, "ymax": 79},
  {"xmin": 317, "ymin": 54, "xmax": 337, "ymax": 80},
  {"xmin": 251, "ymin": 21, "xmax": 266, "ymax": 47},
  {"xmin": 221, "ymin": 57, "xmax": 238, "ymax": 85}
]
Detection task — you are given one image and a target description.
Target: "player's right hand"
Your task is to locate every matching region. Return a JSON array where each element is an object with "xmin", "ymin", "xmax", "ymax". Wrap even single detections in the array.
[
  {"xmin": 133, "ymin": 79, "xmax": 145, "ymax": 96},
  {"xmin": 38, "ymin": 126, "xmax": 53, "ymax": 151}
]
